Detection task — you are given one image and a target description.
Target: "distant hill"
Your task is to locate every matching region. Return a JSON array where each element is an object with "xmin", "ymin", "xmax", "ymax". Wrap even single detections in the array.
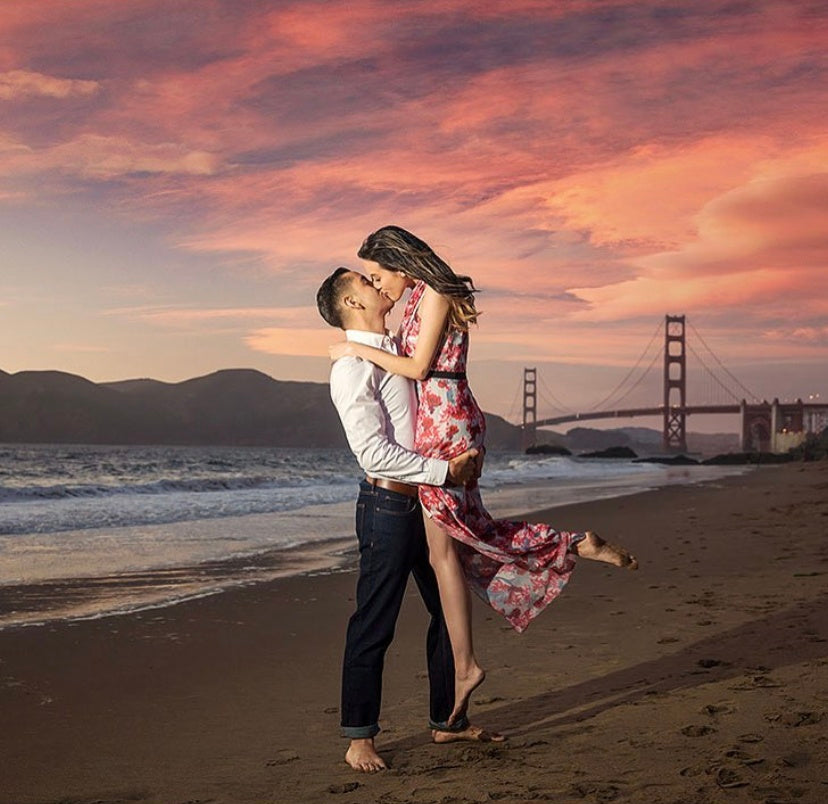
[
  {"xmin": 0, "ymin": 369, "xmax": 350, "ymax": 447},
  {"xmin": 565, "ymin": 425, "xmax": 739, "ymax": 456},
  {"xmin": 0, "ymin": 368, "xmax": 524, "ymax": 449},
  {"xmin": 0, "ymin": 368, "xmax": 739, "ymax": 454}
]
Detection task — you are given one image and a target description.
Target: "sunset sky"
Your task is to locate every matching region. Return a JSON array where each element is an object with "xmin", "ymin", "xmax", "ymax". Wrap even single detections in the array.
[{"xmin": 1, "ymin": 0, "xmax": 826, "ymax": 430}]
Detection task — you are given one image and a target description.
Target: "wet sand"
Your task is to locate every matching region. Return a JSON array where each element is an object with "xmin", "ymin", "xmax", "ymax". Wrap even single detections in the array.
[{"xmin": 1, "ymin": 461, "xmax": 826, "ymax": 804}]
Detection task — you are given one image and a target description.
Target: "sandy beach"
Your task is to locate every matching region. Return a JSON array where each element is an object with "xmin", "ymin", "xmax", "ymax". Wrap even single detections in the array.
[{"xmin": 1, "ymin": 461, "xmax": 826, "ymax": 804}]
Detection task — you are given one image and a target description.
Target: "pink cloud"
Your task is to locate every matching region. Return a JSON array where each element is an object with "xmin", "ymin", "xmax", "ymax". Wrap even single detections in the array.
[
  {"xmin": 762, "ymin": 326, "xmax": 828, "ymax": 345},
  {"xmin": 0, "ymin": 69, "xmax": 100, "ymax": 100}
]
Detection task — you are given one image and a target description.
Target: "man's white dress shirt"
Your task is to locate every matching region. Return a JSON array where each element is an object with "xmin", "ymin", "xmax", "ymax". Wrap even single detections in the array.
[{"xmin": 330, "ymin": 329, "xmax": 448, "ymax": 486}]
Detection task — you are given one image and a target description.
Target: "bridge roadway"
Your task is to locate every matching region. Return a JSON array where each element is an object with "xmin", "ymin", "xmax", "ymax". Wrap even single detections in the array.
[
  {"xmin": 534, "ymin": 402, "xmax": 827, "ymax": 429},
  {"xmin": 535, "ymin": 404, "xmax": 740, "ymax": 428}
]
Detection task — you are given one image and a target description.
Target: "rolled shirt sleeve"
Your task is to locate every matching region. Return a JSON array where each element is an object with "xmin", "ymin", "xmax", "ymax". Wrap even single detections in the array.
[{"xmin": 330, "ymin": 358, "xmax": 448, "ymax": 486}]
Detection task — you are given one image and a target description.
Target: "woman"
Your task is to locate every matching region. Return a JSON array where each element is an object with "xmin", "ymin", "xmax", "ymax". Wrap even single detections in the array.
[{"xmin": 331, "ymin": 225, "xmax": 638, "ymax": 725}]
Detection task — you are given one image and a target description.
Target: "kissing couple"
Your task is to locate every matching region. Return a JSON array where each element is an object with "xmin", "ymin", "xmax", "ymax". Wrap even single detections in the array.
[{"xmin": 317, "ymin": 225, "xmax": 638, "ymax": 772}]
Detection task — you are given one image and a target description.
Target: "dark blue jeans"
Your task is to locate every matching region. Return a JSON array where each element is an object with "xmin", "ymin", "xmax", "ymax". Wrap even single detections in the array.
[{"xmin": 341, "ymin": 480, "xmax": 462, "ymax": 738}]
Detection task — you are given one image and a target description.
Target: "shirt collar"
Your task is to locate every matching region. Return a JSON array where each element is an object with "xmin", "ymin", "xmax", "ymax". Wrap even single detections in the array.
[{"xmin": 345, "ymin": 329, "xmax": 393, "ymax": 348}]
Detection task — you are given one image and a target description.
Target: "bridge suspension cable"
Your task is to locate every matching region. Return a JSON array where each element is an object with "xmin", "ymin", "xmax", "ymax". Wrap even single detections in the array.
[
  {"xmin": 505, "ymin": 376, "xmax": 524, "ymax": 424},
  {"xmin": 538, "ymin": 373, "xmax": 575, "ymax": 415},
  {"xmin": 687, "ymin": 320, "xmax": 760, "ymax": 402},
  {"xmin": 686, "ymin": 342, "xmax": 742, "ymax": 403},
  {"xmin": 589, "ymin": 319, "xmax": 664, "ymax": 411},
  {"xmin": 605, "ymin": 346, "xmax": 663, "ymax": 409}
]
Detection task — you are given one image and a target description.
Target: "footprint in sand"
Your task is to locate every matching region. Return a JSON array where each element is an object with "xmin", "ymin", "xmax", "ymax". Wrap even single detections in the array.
[
  {"xmin": 735, "ymin": 675, "xmax": 783, "ymax": 689},
  {"xmin": 681, "ymin": 724, "xmax": 716, "ymax": 737},
  {"xmin": 777, "ymin": 710, "xmax": 823, "ymax": 727},
  {"xmin": 568, "ymin": 782, "xmax": 622, "ymax": 801},
  {"xmin": 266, "ymin": 749, "xmax": 299, "ymax": 766},
  {"xmin": 697, "ymin": 658, "xmax": 728, "ymax": 668},
  {"xmin": 328, "ymin": 782, "xmax": 360, "ymax": 794},
  {"xmin": 714, "ymin": 767, "xmax": 748, "ymax": 789},
  {"xmin": 737, "ymin": 733, "xmax": 764, "ymax": 743},
  {"xmin": 725, "ymin": 748, "xmax": 764, "ymax": 766},
  {"xmin": 701, "ymin": 702, "xmax": 735, "ymax": 716},
  {"xmin": 474, "ymin": 695, "xmax": 505, "ymax": 705}
]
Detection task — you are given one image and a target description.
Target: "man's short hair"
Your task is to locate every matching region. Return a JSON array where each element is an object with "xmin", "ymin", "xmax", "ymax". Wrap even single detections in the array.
[{"xmin": 316, "ymin": 267, "xmax": 351, "ymax": 329}]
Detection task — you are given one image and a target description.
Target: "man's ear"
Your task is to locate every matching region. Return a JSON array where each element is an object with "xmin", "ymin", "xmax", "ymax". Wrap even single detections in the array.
[{"xmin": 342, "ymin": 294, "xmax": 363, "ymax": 310}]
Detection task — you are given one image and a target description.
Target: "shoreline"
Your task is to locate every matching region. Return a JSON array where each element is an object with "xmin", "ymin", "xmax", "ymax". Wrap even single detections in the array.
[
  {"xmin": 1, "ymin": 461, "xmax": 826, "ymax": 803},
  {"xmin": 0, "ymin": 535, "xmax": 357, "ymax": 632},
  {"xmin": 0, "ymin": 463, "xmax": 749, "ymax": 631}
]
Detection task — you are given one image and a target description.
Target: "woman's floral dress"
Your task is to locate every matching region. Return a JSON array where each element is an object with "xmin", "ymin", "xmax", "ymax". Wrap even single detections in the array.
[{"xmin": 400, "ymin": 281, "xmax": 583, "ymax": 632}]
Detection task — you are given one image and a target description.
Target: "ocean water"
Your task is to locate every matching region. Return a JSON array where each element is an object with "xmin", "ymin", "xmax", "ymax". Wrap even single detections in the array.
[{"xmin": 0, "ymin": 444, "xmax": 746, "ymax": 628}]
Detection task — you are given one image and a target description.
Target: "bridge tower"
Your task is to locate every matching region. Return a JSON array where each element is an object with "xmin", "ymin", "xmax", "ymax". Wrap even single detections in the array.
[
  {"xmin": 522, "ymin": 367, "xmax": 537, "ymax": 450},
  {"xmin": 663, "ymin": 315, "xmax": 688, "ymax": 453}
]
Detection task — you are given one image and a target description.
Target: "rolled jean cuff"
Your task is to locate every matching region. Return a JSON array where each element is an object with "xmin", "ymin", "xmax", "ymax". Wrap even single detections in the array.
[
  {"xmin": 429, "ymin": 715, "xmax": 470, "ymax": 732},
  {"xmin": 341, "ymin": 723, "xmax": 380, "ymax": 739}
]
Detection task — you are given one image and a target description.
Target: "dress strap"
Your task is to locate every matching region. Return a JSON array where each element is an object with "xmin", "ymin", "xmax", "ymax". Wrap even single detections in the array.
[{"xmin": 409, "ymin": 280, "xmax": 427, "ymax": 311}]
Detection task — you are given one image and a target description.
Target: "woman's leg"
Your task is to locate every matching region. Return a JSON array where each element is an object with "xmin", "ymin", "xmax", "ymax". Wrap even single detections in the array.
[{"xmin": 422, "ymin": 509, "xmax": 485, "ymax": 725}]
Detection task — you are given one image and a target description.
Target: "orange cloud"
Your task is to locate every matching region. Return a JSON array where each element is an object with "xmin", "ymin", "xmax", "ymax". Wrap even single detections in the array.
[
  {"xmin": 108, "ymin": 304, "xmax": 319, "ymax": 328},
  {"xmin": 0, "ymin": 134, "xmax": 219, "ymax": 179},
  {"xmin": 0, "ymin": 69, "xmax": 100, "ymax": 100},
  {"xmin": 245, "ymin": 327, "xmax": 339, "ymax": 357}
]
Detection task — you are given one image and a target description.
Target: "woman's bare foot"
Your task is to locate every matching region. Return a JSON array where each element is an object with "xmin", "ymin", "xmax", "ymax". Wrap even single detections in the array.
[
  {"xmin": 448, "ymin": 665, "xmax": 486, "ymax": 727},
  {"xmin": 345, "ymin": 738, "xmax": 387, "ymax": 772},
  {"xmin": 432, "ymin": 724, "xmax": 506, "ymax": 743},
  {"xmin": 574, "ymin": 531, "xmax": 639, "ymax": 570}
]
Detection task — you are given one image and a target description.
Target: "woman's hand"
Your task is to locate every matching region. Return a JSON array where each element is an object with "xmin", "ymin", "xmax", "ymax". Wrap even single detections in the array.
[
  {"xmin": 474, "ymin": 446, "xmax": 486, "ymax": 480},
  {"xmin": 330, "ymin": 341, "xmax": 356, "ymax": 362}
]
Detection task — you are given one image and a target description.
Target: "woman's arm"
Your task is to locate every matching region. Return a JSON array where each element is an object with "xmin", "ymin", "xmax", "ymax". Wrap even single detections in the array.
[{"xmin": 330, "ymin": 286, "xmax": 450, "ymax": 380}]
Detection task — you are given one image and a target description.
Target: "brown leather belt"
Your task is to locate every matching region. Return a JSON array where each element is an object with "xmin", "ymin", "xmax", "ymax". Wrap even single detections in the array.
[{"xmin": 365, "ymin": 476, "xmax": 419, "ymax": 498}]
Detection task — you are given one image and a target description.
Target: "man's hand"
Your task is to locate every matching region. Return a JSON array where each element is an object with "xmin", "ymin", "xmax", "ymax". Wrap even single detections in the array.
[{"xmin": 447, "ymin": 449, "xmax": 479, "ymax": 486}]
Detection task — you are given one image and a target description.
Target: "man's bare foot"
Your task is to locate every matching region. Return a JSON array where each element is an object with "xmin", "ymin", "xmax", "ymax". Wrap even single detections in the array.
[
  {"xmin": 344, "ymin": 738, "xmax": 387, "ymax": 773},
  {"xmin": 575, "ymin": 532, "xmax": 638, "ymax": 570},
  {"xmin": 432, "ymin": 724, "xmax": 506, "ymax": 743},
  {"xmin": 448, "ymin": 665, "xmax": 486, "ymax": 726}
]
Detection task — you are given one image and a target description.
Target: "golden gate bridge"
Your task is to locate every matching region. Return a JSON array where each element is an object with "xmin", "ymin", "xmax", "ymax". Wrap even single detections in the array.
[{"xmin": 513, "ymin": 316, "xmax": 827, "ymax": 453}]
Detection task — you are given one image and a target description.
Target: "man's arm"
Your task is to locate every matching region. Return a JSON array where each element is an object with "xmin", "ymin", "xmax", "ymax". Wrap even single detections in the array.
[{"xmin": 331, "ymin": 358, "xmax": 450, "ymax": 485}]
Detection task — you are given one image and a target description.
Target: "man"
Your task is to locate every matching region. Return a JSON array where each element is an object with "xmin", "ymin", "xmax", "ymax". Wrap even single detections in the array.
[{"xmin": 316, "ymin": 267, "xmax": 493, "ymax": 773}]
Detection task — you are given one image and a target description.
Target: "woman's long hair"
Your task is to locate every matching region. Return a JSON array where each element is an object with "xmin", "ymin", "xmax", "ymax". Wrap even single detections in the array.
[{"xmin": 358, "ymin": 225, "xmax": 478, "ymax": 330}]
